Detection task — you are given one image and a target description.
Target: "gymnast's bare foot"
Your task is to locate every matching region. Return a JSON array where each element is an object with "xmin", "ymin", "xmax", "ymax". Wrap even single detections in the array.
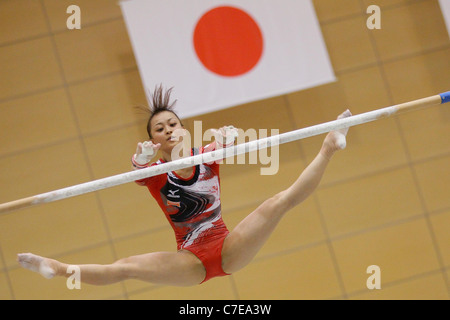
[
  {"xmin": 321, "ymin": 109, "xmax": 352, "ymax": 159},
  {"xmin": 17, "ymin": 253, "xmax": 58, "ymax": 279}
]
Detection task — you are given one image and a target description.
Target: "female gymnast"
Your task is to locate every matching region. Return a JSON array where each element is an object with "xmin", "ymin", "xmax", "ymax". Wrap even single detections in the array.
[{"xmin": 17, "ymin": 86, "xmax": 352, "ymax": 287}]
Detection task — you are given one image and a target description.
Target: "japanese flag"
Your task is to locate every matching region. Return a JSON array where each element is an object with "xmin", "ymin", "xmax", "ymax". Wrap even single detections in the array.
[
  {"xmin": 120, "ymin": 0, "xmax": 335, "ymax": 118},
  {"xmin": 439, "ymin": 0, "xmax": 450, "ymax": 38}
]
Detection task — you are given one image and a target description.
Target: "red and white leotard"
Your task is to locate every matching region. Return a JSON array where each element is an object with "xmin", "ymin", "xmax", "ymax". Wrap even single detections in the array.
[{"xmin": 135, "ymin": 146, "xmax": 230, "ymax": 282}]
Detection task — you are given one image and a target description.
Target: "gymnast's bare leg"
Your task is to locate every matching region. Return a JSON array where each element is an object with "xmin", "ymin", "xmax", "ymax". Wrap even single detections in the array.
[
  {"xmin": 221, "ymin": 110, "xmax": 352, "ymax": 274},
  {"xmin": 17, "ymin": 250, "xmax": 206, "ymax": 287}
]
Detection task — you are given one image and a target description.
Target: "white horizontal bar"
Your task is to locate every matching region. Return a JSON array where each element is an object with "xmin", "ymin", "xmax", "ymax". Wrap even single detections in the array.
[{"xmin": 0, "ymin": 92, "xmax": 447, "ymax": 214}]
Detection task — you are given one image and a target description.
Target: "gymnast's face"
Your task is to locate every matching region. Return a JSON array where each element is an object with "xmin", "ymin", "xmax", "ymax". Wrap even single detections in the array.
[{"xmin": 150, "ymin": 111, "xmax": 185, "ymax": 151}]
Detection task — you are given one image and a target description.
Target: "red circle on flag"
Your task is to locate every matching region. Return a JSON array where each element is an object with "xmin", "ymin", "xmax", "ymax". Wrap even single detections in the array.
[{"xmin": 193, "ymin": 6, "xmax": 264, "ymax": 77}]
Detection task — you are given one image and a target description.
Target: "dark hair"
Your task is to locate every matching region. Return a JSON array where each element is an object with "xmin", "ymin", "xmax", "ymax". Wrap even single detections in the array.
[{"xmin": 139, "ymin": 85, "xmax": 182, "ymax": 138}]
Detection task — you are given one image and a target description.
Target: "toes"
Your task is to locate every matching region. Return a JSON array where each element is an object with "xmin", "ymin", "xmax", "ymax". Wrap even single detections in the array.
[
  {"xmin": 338, "ymin": 109, "xmax": 352, "ymax": 119},
  {"xmin": 17, "ymin": 253, "xmax": 55, "ymax": 278},
  {"xmin": 17, "ymin": 253, "xmax": 40, "ymax": 272}
]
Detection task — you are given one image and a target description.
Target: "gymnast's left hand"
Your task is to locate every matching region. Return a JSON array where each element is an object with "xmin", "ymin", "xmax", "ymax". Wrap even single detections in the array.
[{"xmin": 211, "ymin": 125, "xmax": 239, "ymax": 148}]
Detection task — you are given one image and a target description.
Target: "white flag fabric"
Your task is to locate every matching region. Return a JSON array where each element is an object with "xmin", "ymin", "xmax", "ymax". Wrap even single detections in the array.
[
  {"xmin": 120, "ymin": 0, "xmax": 335, "ymax": 118},
  {"xmin": 439, "ymin": 0, "xmax": 450, "ymax": 39}
]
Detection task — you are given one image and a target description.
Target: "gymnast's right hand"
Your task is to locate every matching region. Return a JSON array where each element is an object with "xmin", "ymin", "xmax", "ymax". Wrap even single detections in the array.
[{"xmin": 133, "ymin": 141, "xmax": 161, "ymax": 166}]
